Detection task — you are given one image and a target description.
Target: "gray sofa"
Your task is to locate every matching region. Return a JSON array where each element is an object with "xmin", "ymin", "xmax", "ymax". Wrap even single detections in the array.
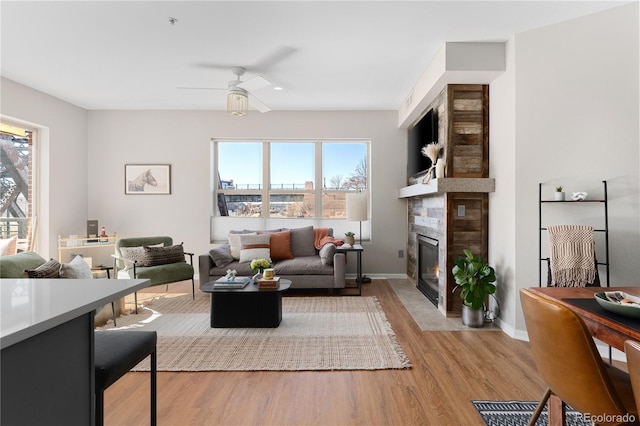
[{"xmin": 198, "ymin": 226, "xmax": 346, "ymax": 292}]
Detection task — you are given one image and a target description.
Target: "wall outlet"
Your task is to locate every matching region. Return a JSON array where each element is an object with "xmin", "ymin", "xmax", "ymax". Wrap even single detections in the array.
[
  {"xmin": 458, "ymin": 205, "xmax": 466, "ymax": 217},
  {"xmin": 398, "ymin": 249, "xmax": 404, "ymax": 258}
]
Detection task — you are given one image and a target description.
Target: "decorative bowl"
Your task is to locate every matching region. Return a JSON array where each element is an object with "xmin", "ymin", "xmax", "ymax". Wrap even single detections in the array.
[{"xmin": 594, "ymin": 292, "xmax": 640, "ymax": 319}]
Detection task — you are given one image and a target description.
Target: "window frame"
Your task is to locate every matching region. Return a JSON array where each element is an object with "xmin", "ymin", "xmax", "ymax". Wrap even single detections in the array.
[
  {"xmin": 210, "ymin": 138, "xmax": 370, "ymax": 242},
  {"xmin": 0, "ymin": 120, "xmax": 37, "ymax": 252}
]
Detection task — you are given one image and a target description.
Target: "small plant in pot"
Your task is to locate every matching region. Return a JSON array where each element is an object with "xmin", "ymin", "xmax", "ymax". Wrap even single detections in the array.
[
  {"xmin": 344, "ymin": 232, "xmax": 355, "ymax": 246},
  {"xmin": 452, "ymin": 249, "xmax": 497, "ymax": 328},
  {"xmin": 555, "ymin": 185, "xmax": 565, "ymax": 201}
]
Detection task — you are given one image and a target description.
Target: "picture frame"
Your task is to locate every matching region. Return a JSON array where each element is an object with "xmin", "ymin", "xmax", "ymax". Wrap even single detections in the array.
[{"xmin": 125, "ymin": 164, "xmax": 171, "ymax": 195}]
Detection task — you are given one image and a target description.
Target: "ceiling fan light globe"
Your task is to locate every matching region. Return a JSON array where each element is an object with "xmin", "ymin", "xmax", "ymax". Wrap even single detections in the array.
[{"xmin": 227, "ymin": 90, "xmax": 249, "ymax": 117}]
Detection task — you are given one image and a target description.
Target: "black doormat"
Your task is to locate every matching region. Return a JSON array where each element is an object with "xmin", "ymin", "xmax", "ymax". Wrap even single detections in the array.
[{"xmin": 471, "ymin": 400, "xmax": 591, "ymax": 426}]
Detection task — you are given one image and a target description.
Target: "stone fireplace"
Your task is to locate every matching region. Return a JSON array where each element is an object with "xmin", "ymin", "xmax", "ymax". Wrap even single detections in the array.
[{"xmin": 400, "ymin": 84, "xmax": 493, "ymax": 317}]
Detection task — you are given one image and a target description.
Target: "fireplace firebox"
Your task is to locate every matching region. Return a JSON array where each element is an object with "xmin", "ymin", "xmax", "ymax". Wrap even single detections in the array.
[{"xmin": 417, "ymin": 235, "xmax": 439, "ymax": 306}]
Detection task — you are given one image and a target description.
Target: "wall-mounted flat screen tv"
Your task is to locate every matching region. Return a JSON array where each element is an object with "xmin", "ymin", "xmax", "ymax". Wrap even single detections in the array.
[{"xmin": 407, "ymin": 108, "xmax": 437, "ymax": 177}]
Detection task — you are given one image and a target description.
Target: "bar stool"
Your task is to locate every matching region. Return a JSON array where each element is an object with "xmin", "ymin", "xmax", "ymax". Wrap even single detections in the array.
[{"xmin": 94, "ymin": 330, "xmax": 157, "ymax": 426}]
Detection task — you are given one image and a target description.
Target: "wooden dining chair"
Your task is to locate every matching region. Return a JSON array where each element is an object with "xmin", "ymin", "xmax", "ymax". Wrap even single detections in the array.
[
  {"xmin": 625, "ymin": 340, "xmax": 640, "ymax": 413},
  {"xmin": 520, "ymin": 288, "xmax": 636, "ymax": 425}
]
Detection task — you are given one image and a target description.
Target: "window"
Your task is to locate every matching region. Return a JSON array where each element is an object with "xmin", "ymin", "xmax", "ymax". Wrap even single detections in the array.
[
  {"xmin": 211, "ymin": 139, "xmax": 369, "ymax": 241},
  {"xmin": 0, "ymin": 121, "xmax": 36, "ymax": 251}
]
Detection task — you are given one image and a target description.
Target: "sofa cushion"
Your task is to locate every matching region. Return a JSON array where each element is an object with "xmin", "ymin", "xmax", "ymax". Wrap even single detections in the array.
[
  {"xmin": 289, "ymin": 226, "xmax": 316, "ymax": 257},
  {"xmin": 208, "ymin": 260, "xmax": 253, "ymax": 277},
  {"xmin": 59, "ymin": 255, "xmax": 93, "ymax": 279},
  {"xmin": 319, "ymin": 243, "xmax": 336, "ymax": 266},
  {"xmin": 143, "ymin": 244, "xmax": 185, "ymax": 266},
  {"xmin": 265, "ymin": 230, "xmax": 294, "ymax": 260},
  {"xmin": 274, "ymin": 256, "xmax": 334, "ymax": 275},
  {"xmin": 26, "ymin": 258, "xmax": 62, "ymax": 278},
  {"xmin": 209, "ymin": 243, "xmax": 234, "ymax": 267},
  {"xmin": 229, "ymin": 232, "xmax": 256, "ymax": 260},
  {"xmin": 0, "ymin": 236, "xmax": 18, "ymax": 256},
  {"xmin": 239, "ymin": 234, "xmax": 271, "ymax": 263}
]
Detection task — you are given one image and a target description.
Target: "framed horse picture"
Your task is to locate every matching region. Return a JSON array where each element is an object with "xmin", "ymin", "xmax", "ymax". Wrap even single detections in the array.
[{"xmin": 125, "ymin": 164, "xmax": 171, "ymax": 194}]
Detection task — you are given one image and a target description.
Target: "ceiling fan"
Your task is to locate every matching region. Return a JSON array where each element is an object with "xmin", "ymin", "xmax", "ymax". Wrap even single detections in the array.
[
  {"xmin": 178, "ymin": 47, "xmax": 296, "ymax": 116},
  {"xmin": 178, "ymin": 66, "xmax": 272, "ymax": 116}
]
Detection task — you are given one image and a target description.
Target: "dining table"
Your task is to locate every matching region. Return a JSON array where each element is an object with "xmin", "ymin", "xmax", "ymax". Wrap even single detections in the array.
[{"xmin": 526, "ymin": 286, "xmax": 640, "ymax": 426}]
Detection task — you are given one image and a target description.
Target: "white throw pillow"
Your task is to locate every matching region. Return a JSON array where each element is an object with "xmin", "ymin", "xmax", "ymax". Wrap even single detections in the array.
[
  {"xmin": 59, "ymin": 255, "xmax": 93, "ymax": 279},
  {"xmin": 239, "ymin": 234, "xmax": 271, "ymax": 263},
  {"xmin": 0, "ymin": 236, "xmax": 18, "ymax": 256}
]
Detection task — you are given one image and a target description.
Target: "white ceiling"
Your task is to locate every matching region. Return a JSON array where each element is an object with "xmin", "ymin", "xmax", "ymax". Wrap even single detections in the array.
[{"xmin": 0, "ymin": 1, "xmax": 629, "ymax": 112}]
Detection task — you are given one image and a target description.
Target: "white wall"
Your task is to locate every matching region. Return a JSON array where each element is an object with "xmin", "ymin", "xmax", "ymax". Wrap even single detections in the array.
[
  {"xmin": 87, "ymin": 110, "xmax": 407, "ymax": 277},
  {"xmin": 491, "ymin": 3, "xmax": 640, "ymax": 336},
  {"xmin": 489, "ymin": 37, "xmax": 517, "ymax": 334},
  {"xmin": 1, "ymin": 77, "xmax": 88, "ymax": 259}
]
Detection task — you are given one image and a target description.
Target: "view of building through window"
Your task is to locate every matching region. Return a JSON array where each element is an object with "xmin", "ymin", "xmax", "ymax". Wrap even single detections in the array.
[
  {"xmin": 0, "ymin": 122, "xmax": 34, "ymax": 251},
  {"xmin": 215, "ymin": 139, "xmax": 368, "ymax": 218}
]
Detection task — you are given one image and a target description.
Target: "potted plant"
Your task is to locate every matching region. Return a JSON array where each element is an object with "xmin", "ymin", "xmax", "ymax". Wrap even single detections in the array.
[
  {"xmin": 344, "ymin": 232, "xmax": 355, "ymax": 245},
  {"xmin": 555, "ymin": 186, "xmax": 565, "ymax": 201},
  {"xmin": 250, "ymin": 258, "xmax": 272, "ymax": 280},
  {"xmin": 452, "ymin": 249, "xmax": 497, "ymax": 328}
]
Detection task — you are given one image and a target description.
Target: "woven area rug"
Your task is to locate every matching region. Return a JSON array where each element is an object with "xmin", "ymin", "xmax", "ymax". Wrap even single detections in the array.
[
  {"xmin": 472, "ymin": 400, "xmax": 590, "ymax": 426},
  {"xmin": 99, "ymin": 294, "xmax": 411, "ymax": 372}
]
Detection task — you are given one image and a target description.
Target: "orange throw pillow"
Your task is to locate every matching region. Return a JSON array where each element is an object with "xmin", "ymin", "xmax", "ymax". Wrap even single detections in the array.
[{"xmin": 269, "ymin": 231, "xmax": 293, "ymax": 260}]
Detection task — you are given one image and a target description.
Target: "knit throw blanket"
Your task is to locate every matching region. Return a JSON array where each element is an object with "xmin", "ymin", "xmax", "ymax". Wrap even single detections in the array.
[{"xmin": 548, "ymin": 225, "xmax": 596, "ymax": 287}]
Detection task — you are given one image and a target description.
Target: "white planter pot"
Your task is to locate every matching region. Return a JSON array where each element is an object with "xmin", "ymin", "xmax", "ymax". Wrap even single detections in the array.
[{"xmin": 554, "ymin": 192, "xmax": 565, "ymax": 201}]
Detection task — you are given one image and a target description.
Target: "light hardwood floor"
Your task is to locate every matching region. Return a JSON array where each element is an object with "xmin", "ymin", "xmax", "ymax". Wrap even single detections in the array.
[{"xmin": 103, "ymin": 279, "xmax": 547, "ymax": 425}]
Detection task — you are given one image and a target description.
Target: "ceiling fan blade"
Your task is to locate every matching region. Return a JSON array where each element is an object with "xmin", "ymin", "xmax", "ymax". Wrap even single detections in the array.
[
  {"xmin": 237, "ymin": 75, "xmax": 271, "ymax": 92},
  {"xmin": 251, "ymin": 46, "xmax": 296, "ymax": 73},
  {"xmin": 249, "ymin": 94, "xmax": 271, "ymax": 113},
  {"xmin": 176, "ymin": 86, "xmax": 227, "ymax": 90}
]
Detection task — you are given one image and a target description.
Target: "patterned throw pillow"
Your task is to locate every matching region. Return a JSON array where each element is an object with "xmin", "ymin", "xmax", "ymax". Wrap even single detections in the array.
[
  {"xmin": 143, "ymin": 244, "xmax": 185, "ymax": 266},
  {"xmin": 239, "ymin": 234, "xmax": 271, "ymax": 263},
  {"xmin": 59, "ymin": 255, "xmax": 93, "ymax": 279},
  {"xmin": 25, "ymin": 258, "xmax": 62, "ymax": 278},
  {"xmin": 119, "ymin": 246, "xmax": 150, "ymax": 266},
  {"xmin": 228, "ymin": 232, "xmax": 256, "ymax": 260}
]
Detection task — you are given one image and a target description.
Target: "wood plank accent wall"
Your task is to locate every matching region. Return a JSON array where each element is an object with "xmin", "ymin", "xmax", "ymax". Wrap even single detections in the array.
[
  {"xmin": 445, "ymin": 85, "xmax": 489, "ymax": 178},
  {"xmin": 407, "ymin": 84, "xmax": 489, "ymax": 316}
]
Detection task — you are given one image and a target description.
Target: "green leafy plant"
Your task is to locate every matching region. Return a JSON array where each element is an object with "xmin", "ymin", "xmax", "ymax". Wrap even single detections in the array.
[
  {"xmin": 345, "ymin": 232, "xmax": 355, "ymax": 237},
  {"xmin": 452, "ymin": 249, "xmax": 497, "ymax": 311},
  {"xmin": 556, "ymin": 186, "xmax": 563, "ymax": 192}
]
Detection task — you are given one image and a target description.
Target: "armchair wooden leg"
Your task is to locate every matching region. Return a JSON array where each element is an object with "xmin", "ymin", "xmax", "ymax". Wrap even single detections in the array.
[
  {"xmin": 111, "ymin": 301, "xmax": 117, "ymax": 326},
  {"xmin": 134, "ymin": 292, "xmax": 138, "ymax": 314},
  {"xmin": 191, "ymin": 278, "xmax": 195, "ymax": 300},
  {"xmin": 528, "ymin": 388, "xmax": 552, "ymax": 426}
]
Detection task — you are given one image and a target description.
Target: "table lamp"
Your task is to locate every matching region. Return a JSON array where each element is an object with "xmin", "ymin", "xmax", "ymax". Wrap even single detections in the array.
[{"xmin": 346, "ymin": 191, "xmax": 371, "ymax": 283}]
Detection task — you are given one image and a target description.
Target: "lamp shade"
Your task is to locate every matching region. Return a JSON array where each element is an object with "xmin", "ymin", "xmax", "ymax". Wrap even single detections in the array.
[
  {"xmin": 346, "ymin": 192, "xmax": 367, "ymax": 221},
  {"xmin": 227, "ymin": 88, "xmax": 248, "ymax": 116}
]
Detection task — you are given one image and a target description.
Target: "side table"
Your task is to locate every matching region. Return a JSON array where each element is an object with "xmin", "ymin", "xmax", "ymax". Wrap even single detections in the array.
[{"xmin": 336, "ymin": 244, "xmax": 364, "ymax": 296}]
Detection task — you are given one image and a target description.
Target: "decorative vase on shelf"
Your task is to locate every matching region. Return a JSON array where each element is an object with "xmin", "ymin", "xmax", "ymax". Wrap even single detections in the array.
[{"xmin": 435, "ymin": 160, "xmax": 445, "ymax": 178}]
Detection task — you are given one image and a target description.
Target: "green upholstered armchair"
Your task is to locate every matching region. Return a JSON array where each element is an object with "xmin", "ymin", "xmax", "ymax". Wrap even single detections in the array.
[{"xmin": 113, "ymin": 236, "xmax": 194, "ymax": 312}]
